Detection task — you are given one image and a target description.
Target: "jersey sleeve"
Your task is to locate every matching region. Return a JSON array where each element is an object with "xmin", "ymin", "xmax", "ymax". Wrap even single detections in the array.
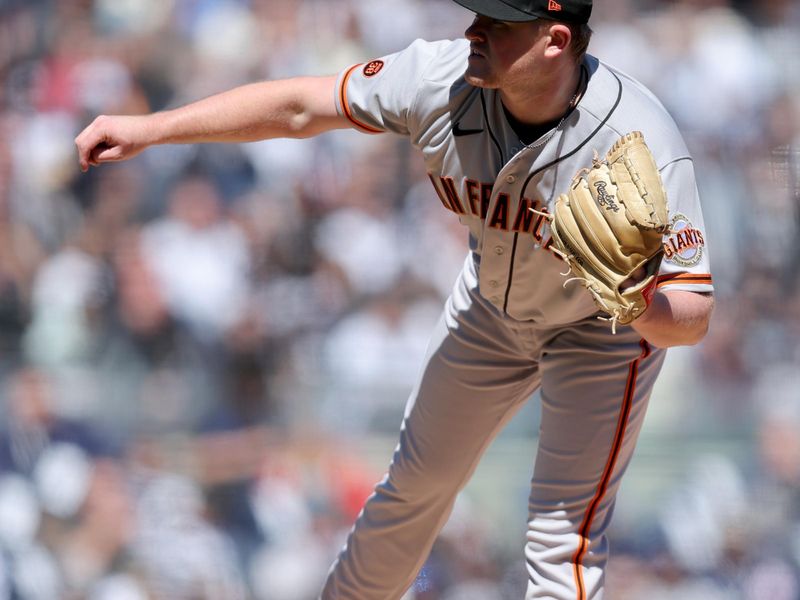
[
  {"xmin": 656, "ymin": 157, "xmax": 714, "ymax": 293},
  {"xmin": 335, "ymin": 39, "xmax": 455, "ymax": 137}
]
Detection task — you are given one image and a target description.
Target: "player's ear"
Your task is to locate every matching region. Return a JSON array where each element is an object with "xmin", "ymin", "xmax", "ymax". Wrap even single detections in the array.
[{"xmin": 543, "ymin": 23, "xmax": 572, "ymax": 58}]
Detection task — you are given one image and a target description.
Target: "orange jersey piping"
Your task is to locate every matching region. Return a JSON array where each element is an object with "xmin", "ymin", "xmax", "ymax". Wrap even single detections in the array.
[
  {"xmin": 656, "ymin": 272, "xmax": 713, "ymax": 288},
  {"xmin": 339, "ymin": 64, "xmax": 384, "ymax": 134}
]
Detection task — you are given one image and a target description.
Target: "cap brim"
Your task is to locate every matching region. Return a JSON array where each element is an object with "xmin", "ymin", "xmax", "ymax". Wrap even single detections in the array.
[{"xmin": 452, "ymin": 0, "xmax": 540, "ymax": 22}]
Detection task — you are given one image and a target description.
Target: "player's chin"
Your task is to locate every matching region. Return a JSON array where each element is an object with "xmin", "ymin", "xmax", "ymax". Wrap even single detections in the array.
[{"xmin": 464, "ymin": 67, "xmax": 498, "ymax": 89}]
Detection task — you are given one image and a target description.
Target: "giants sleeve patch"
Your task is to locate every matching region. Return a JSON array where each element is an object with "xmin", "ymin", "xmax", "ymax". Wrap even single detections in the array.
[{"xmin": 663, "ymin": 213, "xmax": 705, "ymax": 267}]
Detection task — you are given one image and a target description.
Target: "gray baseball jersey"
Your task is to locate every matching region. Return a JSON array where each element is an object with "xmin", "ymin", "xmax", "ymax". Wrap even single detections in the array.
[{"xmin": 322, "ymin": 38, "xmax": 713, "ymax": 600}]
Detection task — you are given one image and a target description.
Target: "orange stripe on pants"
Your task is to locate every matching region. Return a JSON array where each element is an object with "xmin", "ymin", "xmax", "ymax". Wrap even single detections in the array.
[{"xmin": 571, "ymin": 339, "xmax": 650, "ymax": 599}]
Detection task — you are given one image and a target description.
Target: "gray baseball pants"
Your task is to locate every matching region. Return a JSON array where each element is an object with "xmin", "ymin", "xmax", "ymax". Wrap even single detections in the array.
[{"xmin": 321, "ymin": 263, "xmax": 665, "ymax": 600}]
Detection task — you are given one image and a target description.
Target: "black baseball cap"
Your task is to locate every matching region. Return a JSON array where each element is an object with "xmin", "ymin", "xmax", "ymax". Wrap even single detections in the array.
[{"xmin": 452, "ymin": 0, "xmax": 592, "ymax": 24}]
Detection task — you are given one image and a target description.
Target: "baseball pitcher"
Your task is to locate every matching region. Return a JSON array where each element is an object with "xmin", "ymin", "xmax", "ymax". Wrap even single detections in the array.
[{"xmin": 75, "ymin": 0, "xmax": 715, "ymax": 598}]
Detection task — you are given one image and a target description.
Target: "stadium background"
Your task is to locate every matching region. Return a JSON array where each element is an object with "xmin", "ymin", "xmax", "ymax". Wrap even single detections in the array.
[{"xmin": 0, "ymin": 0, "xmax": 799, "ymax": 598}]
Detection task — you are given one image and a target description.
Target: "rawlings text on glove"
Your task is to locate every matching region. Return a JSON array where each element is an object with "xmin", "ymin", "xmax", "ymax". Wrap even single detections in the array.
[{"xmin": 544, "ymin": 131, "xmax": 670, "ymax": 332}]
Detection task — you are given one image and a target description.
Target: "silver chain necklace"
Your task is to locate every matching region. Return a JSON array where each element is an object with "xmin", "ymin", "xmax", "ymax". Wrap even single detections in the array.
[{"xmin": 525, "ymin": 64, "xmax": 587, "ymax": 150}]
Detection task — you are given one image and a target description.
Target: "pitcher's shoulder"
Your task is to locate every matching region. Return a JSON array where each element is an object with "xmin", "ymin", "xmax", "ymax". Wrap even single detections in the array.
[
  {"xmin": 581, "ymin": 57, "xmax": 690, "ymax": 161},
  {"xmin": 409, "ymin": 38, "xmax": 471, "ymax": 87}
]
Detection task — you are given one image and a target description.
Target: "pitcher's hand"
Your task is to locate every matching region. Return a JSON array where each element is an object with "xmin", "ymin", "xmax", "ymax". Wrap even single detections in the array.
[{"xmin": 75, "ymin": 114, "xmax": 155, "ymax": 172}]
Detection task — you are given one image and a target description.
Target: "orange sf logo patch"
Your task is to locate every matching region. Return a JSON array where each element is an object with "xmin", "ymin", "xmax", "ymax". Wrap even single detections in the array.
[{"xmin": 363, "ymin": 60, "xmax": 384, "ymax": 77}]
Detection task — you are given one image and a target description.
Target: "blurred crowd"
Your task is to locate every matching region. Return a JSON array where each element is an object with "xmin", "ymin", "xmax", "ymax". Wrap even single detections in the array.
[{"xmin": 0, "ymin": 0, "xmax": 799, "ymax": 598}]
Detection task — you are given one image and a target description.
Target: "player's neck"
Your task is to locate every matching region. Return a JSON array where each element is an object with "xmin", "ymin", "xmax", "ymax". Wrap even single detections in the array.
[{"xmin": 500, "ymin": 60, "xmax": 584, "ymax": 127}]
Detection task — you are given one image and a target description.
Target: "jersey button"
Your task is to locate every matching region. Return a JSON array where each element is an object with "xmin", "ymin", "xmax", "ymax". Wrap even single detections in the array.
[
  {"xmin": 505, "ymin": 175, "xmax": 516, "ymax": 184},
  {"xmin": 489, "ymin": 280, "xmax": 500, "ymax": 288},
  {"xmin": 494, "ymin": 246, "xmax": 504, "ymax": 255}
]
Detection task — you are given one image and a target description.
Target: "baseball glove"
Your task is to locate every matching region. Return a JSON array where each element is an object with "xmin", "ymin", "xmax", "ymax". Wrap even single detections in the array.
[{"xmin": 544, "ymin": 131, "xmax": 670, "ymax": 332}]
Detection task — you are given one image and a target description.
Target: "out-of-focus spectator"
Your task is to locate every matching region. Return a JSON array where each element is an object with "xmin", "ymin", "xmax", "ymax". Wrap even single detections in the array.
[
  {"xmin": 320, "ymin": 290, "xmax": 442, "ymax": 433},
  {"xmin": 22, "ymin": 238, "xmax": 104, "ymax": 367},
  {"xmin": 0, "ymin": 366, "xmax": 114, "ymax": 475},
  {"xmin": 129, "ymin": 471, "xmax": 246, "ymax": 600},
  {"xmin": 140, "ymin": 173, "xmax": 251, "ymax": 344},
  {"xmin": 0, "ymin": 134, "xmax": 44, "ymax": 369}
]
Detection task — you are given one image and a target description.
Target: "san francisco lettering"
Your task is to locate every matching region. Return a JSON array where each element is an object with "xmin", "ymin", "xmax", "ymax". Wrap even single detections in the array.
[{"xmin": 428, "ymin": 174, "xmax": 547, "ymax": 240}]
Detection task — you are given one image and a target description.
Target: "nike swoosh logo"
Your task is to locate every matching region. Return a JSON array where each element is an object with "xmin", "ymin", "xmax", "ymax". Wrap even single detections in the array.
[{"xmin": 452, "ymin": 122, "xmax": 483, "ymax": 137}]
